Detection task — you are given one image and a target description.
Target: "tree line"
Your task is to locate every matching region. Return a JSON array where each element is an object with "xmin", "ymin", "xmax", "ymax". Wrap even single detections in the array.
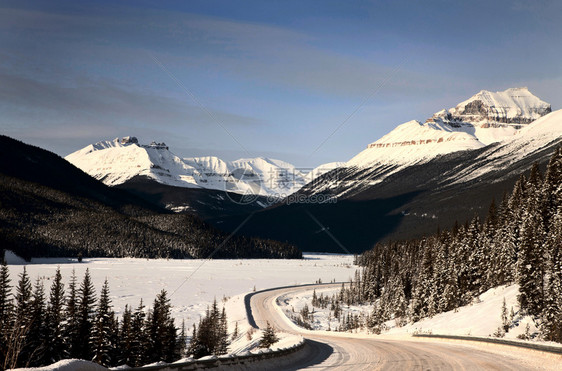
[
  {"xmin": 315, "ymin": 148, "xmax": 562, "ymax": 342},
  {"xmin": 0, "ymin": 264, "xmax": 282, "ymax": 368},
  {"xmin": 0, "ymin": 265, "xmax": 189, "ymax": 368},
  {"xmin": 0, "ymin": 174, "xmax": 301, "ymax": 261}
]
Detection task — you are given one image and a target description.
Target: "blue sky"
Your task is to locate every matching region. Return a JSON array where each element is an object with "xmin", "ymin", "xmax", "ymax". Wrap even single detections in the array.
[{"xmin": 1, "ymin": 0, "xmax": 561, "ymax": 167}]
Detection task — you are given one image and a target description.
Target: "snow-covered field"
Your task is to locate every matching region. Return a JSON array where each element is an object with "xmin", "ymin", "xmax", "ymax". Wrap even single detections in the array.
[{"xmin": 5, "ymin": 252, "xmax": 356, "ymax": 334}]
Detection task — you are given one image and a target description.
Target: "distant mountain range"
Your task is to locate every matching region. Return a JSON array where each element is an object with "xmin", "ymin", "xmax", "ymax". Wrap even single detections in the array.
[
  {"xmin": 0, "ymin": 135, "xmax": 300, "ymax": 260},
  {"xmin": 63, "ymin": 87, "xmax": 561, "ymax": 253},
  {"xmin": 65, "ymin": 136, "xmax": 342, "ymax": 217}
]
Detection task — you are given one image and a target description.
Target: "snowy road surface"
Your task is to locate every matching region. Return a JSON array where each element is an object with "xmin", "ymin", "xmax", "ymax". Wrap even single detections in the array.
[{"xmin": 249, "ymin": 284, "xmax": 559, "ymax": 370}]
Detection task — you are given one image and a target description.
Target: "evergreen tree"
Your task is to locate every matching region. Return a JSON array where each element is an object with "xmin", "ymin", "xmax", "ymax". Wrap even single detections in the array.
[
  {"xmin": 147, "ymin": 289, "xmax": 176, "ymax": 363},
  {"xmin": 231, "ymin": 321, "xmax": 239, "ymax": 341},
  {"xmin": 176, "ymin": 319, "xmax": 187, "ymax": 358},
  {"xmin": 65, "ymin": 269, "xmax": 80, "ymax": 358},
  {"xmin": 0, "ymin": 261, "xmax": 12, "ymax": 363},
  {"xmin": 501, "ymin": 298, "xmax": 509, "ymax": 332},
  {"xmin": 187, "ymin": 324, "xmax": 201, "ymax": 358},
  {"xmin": 130, "ymin": 299, "xmax": 147, "ymax": 366},
  {"xmin": 92, "ymin": 279, "xmax": 114, "ymax": 367},
  {"xmin": 108, "ymin": 312, "xmax": 120, "ymax": 366},
  {"xmin": 75, "ymin": 269, "xmax": 96, "ymax": 360},
  {"xmin": 259, "ymin": 322, "xmax": 279, "ymax": 348},
  {"xmin": 118, "ymin": 305, "xmax": 134, "ymax": 366},
  {"xmin": 45, "ymin": 267, "xmax": 66, "ymax": 363},
  {"xmin": 542, "ymin": 208, "xmax": 562, "ymax": 342},
  {"xmin": 541, "ymin": 273, "xmax": 562, "ymax": 342},
  {"xmin": 13, "ymin": 267, "xmax": 33, "ymax": 367},
  {"xmin": 216, "ymin": 307, "xmax": 229, "ymax": 355},
  {"xmin": 517, "ymin": 195, "xmax": 545, "ymax": 316},
  {"xmin": 27, "ymin": 278, "xmax": 47, "ymax": 366}
]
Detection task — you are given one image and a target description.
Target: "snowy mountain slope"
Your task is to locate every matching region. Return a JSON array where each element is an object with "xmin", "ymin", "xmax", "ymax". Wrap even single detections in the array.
[
  {"xmin": 213, "ymin": 98, "xmax": 561, "ymax": 253},
  {"xmin": 66, "ymin": 137, "xmax": 199, "ymax": 188},
  {"xmin": 446, "ymin": 109, "xmax": 562, "ymax": 185},
  {"xmin": 432, "ymin": 87, "xmax": 551, "ymax": 146},
  {"xmin": 304, "ymin": 162, "xmax": 346, "ymax": 184},
  {"xmin": 304, "ymin": 88, "xmax": 552, "ymax": 199},
  {"xmin": 436, "ymin": 87, "xmax": 551, "ymax": 125},
  {"xmin": 347, "ymin": 88, "xmax": 551, "ymax": 170},
  {"xmin": 66, "ymin": 138, "xmax": 333, "ymax": 201},
  {"xmin": 348, "ymin": 120, "xmax": 485, "ymax": 168}
]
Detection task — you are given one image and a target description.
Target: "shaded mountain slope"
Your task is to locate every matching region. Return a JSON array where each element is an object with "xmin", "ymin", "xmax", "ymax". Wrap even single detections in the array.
[{"xmin": 0, "ymin": 135, "xmax": 301, "ymax": 260}]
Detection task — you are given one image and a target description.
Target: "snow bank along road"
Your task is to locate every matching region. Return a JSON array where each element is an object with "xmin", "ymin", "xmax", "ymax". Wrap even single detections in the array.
[{"xmin": 248, "ymin": 283, "xmax": 560, "ymax": 370}]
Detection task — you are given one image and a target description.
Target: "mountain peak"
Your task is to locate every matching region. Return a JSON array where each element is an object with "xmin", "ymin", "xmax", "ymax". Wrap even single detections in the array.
[
  {"xmin": 434, "ymin": 87, "xmax": 551, "ymax": 126},
  {"xmin": 347, "ymin": 87, "xmax": 552, "ymax": 169},
  {"xmin": 65, "ymin": 139, "xmax": 323, "ymax": 201}
]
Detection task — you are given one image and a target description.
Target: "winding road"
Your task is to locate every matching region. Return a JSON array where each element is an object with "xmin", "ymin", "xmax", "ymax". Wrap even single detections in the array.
[{"xmin": 248, "ymin": 283, "xmax": 557, "ymax": 370}]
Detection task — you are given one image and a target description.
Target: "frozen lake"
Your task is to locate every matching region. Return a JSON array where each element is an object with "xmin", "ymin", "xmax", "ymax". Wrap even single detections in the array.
[{"xmin": 5, "ymin": 253, "xmax": 356, "ymax": 329}]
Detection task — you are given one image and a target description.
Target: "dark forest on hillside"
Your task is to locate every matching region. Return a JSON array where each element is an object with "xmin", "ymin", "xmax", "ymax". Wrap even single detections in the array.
[{"xmin": 0, "ymin": 136, "xmax": 301, "ymax": 261}]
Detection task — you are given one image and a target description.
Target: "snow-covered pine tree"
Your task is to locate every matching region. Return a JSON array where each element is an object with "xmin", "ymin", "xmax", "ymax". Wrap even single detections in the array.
[
  {"xmin": 491, "ymin": 193, "xmax": 516, "ymax": 285},
  {"xmin": 501, "ymin": 298, "xmax": 509, "ymax": 332},
  {"xmin": 259, "ymin": 321, "xmax": 279, "ymax": 348},
  {"xmin": 542, "ymin": 147, "xmax": 562, "ymax": 228},
  {"xmin": 541, "ymin": 207, "xmax": 562, "ymax": 342},
  {"xmin": 540, "ymin": 272, "xmax": 562, "ymax": 342},
  {"xmin": 465, "ymin": 216, "xmax": 484, "ymax": 295},
  {"xmin": 517, "ymin": 166, "xmax": 546, "ymax": 316}
]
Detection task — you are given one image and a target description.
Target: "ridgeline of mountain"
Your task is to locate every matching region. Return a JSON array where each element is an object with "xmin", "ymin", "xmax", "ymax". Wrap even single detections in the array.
[
  {"xmin": 212, "ymin": 89, "xmax": 560, "ymax": 253},
  {"xmin": 0, "ymin": 135, "xmax": 301, "ymax": 260},
  {"xmin": 65, "ymin": 136, "xmax": 342, "ymax": 218}
]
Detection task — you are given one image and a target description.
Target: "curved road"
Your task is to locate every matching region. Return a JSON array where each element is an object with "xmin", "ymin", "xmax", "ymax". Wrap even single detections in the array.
[{"xmin": 248, "ymin": 283, "xmax": 551, "ymax": 370}]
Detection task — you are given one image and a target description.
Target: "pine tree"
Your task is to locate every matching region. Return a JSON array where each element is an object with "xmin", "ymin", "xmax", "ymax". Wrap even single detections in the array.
[
  {"xmin": 0, "ymin": 261, "xmax": 12, "ymax": 363},
  {"xmin": 147, "ymin": 290, "xmax": 176, "ymax": 363},
  {"xmin": 541, "ymin": 208, "xmax": 562, "ymax": 342},
  {"xmin": 108, "ymin": 312, "xmax": 120, "ymax": 366},
  {"xmin": 27, "ymin": 278, "xmax": 47, "ymax": 366},
  {"xmin": 540, "ymin": 273, "xmax": 562, "ymax": 342},
  {"xmin": 65, "ymin": 269, "xmax": 80, "ymax": 358},
  {"xmin": 45, "ymin": 267, "xmax": 66, "ymax": 363},
  {"xmin": 259, "ymin": 322, "xmax": 279, "ymax": 348},
  {"xmin": 232, "ymin": 321, "xmax": 239, "ymax": 341},
  {"xmin": 176, "ymin": 319, "xmax": 187, "ymax": 358},
  {"xmin": 13, "ymin": 267, "xmax": 33, "ymax": 367},
  {"xmin": 130, "ymin": 299, "xmax": 147, "ymax": 366},
  {"xmin": 75, "ymin": 269, "xmax": 96, "ymax": 360},
  {"xmin": 216, "ymin": 307, "xmax": 229, "ymax": 355},
  {"xmin": 92, "ymin": 279, "xmax": 114, "ymax": 367},
  {"xmin": 119, "ymin": 305, "xmax": 134, "ymax": 366},
  {"xmin": 501, "ymin": 298, "xmax": 509, "ymax": 332},
  {"xmin": 187, "ymin": 323, "xmax": 202, "ymax": 358},
  {"xmin": 517, "ymin": 195, "xmax": 545, "ymax": 316}
]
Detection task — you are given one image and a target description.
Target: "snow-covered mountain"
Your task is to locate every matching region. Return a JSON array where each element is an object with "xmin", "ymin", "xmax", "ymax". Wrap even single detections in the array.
[
  {"xmin": 66, "ymin": 137, "xmax": 335, "ymax": 200},
  {"xmin": 214, "ymin": 89, "xmax": 561, "ymax": 253},
  {"xmin": 348, "ymin": 87, "xmax": 551, "ymax": 169}
]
